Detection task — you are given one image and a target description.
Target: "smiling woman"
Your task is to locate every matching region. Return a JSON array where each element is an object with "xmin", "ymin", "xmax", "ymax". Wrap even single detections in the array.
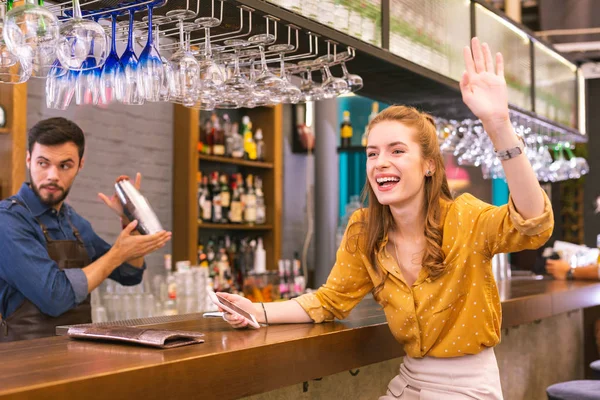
[{"xmin": 217, "ymin": 37, "xmax": 555, "ymax": 400}]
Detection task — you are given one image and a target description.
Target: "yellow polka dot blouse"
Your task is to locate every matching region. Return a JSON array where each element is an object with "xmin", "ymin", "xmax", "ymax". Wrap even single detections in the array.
[{"xmin": 293, "ymin": 191, "xmax": 554, "ymax": 358}]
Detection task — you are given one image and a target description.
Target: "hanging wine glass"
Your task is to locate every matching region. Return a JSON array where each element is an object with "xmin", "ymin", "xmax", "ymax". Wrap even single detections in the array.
[
  {"xmin": 100, "ymin": 12, "xmax": 125, "ymax": 104},
  {"xmin": 166, "ymin": 6, "xmax": 199, "ymax": 107},
  {"xmin": 56, "ymin": 0, "xmax": 109, "ymax": 70},
  {"xmin": 0, "ymin": 2, "xmax": 31, "ymax": 84},
  {"xmin": 269, "ymin": 43, "xmax": 301, "ymax": 104},
  {"xmin": 120, "ymin": 8, "xmax": 144, "ymax": 105},
  {"xmin": 138, "ymin": 4, "xmax": 165, "ymax": 102},
  {"xmin": 195, "ymin": 16, "xmax": 224, "ymax": 100},
  {"xmin": 315, "ymin": 54, "xmax": 348, "ymax": 98},
  {"xmin": 3, "ymin": 0, "xmax": 59, "ymax": 65},
  {"xmin": 298, "ymin": 60, "xmax": 325, "ymax": 102}
]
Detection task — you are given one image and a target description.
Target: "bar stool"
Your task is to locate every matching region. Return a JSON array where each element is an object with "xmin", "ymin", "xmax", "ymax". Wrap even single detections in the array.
[{"xmin": 546, "ymin": 381, "xmax": 600, "ymax": 399}]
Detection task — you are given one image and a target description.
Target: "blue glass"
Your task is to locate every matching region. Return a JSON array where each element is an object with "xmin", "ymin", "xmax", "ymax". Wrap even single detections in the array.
[
  {"xmin": 100, "ymin": 13, "xmax": 125, "ymax": 104},
  {"xmin": 46, "ymin": 65, "xmax": 78, "ymax": 110},
  {"xmin": 120, "ymin": 8, "xmax": 144, "ymax": 105},
  {"xmin": 75, "ymin": 51, "xmax": 101, "ymax": 105},
  {"xmin": 138, "ymin": 4, "xmax": 164, "ymax": 102}
]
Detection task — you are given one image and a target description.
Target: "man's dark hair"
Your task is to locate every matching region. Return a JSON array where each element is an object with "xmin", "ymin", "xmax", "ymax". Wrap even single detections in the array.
[{"xmin": 28, "ymin": 117, "xmax": 85, "ymax": 162}]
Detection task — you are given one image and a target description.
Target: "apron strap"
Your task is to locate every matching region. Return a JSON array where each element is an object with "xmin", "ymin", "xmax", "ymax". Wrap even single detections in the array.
[{"xmin": 9, "ymin": 198, "xmax": 82, "ymax": 245}]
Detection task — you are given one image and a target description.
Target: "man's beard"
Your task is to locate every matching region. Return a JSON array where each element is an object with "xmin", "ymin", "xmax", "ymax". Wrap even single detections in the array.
[{"xmin": 29, "ymin": 174, "xmax": 71, "ymax": 207}]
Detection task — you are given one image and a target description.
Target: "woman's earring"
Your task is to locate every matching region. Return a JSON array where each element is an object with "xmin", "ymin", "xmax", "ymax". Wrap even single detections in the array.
[{"xmin": 426, "ymin": 170, "xmax": 432, "ymax": 176}]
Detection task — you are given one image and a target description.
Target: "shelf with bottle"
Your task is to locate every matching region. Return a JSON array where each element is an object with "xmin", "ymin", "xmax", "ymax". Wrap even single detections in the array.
[
  {"xmin": 197, "ymin": 154, "xmax": 274, "ymax": 169},
  {"xmin": 199, "ymin": 112, "xmax": 269, "ymax": 165},
  {"xmin": 337, "ymin": 101, "xmax": 379, "ymax": 153},
  {"xmin": 197, "ymin": 223, "xmax": 273, "ymax": 230},
  {"xmin": 197, "ymin": 171, "xmax": 268, "ymax": 227},
  {"xmin": 174, "ymin": 104, "xmax": 282, "ymax": 271}
]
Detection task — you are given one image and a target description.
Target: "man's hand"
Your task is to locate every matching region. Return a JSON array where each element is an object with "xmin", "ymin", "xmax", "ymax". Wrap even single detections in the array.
[
  {"xmin": 110, "ymin": 220, "xmax": 171, "ymax": 266},
  {"xmin": 546, "ymin": 259, "xmax": 571, "ymax": 280},
  {"xmin": 98, "ymin": 173, "xmax": 142, "ymax": 219}
]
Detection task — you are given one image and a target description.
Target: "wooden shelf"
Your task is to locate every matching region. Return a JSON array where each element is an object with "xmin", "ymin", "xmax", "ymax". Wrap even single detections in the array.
[
  {"xmin": 198, "ymin": 222, "xmax": 273, "ymax": 231},
  {"xmin": 198, "ymin": 154, "xmax": 274, "ymax": 169},
  {"xmin": 174, "ymin": 105, "xmax": 283, "ymax": 269}
]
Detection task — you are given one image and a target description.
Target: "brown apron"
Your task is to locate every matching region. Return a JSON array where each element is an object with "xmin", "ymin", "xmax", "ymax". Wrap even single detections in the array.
[{"xmin": 0, "ymin": 199, "xmax": 92, "ymax": 342}]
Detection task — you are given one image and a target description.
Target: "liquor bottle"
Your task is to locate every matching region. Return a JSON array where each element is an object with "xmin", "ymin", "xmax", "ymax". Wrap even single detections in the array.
[
  {"xmin": 212, "ymin": 113, "xmax": 226, "ymax": 156},
  {"xmin": 255, "ymin": 128, "xmax": 265, "ymax": 161},
  {"xmin": 164, "ymin": 254, "xmax": 178, "ymax": 315},
  {"xmin": 205, "ymin": 116, "xmax": 215, "ymax": 155},
  {"xmin": 244, "ymin": 174, "xmax": 257, "ymax": 224},
  {"xmin": 231, "ymin": 122, "xmax": 244, "ymax": 159},
  {"xmin": 200, "ymin": 175, "xmax": 212, "ymax": 222},
  {"xmin": 236, "ymin": 173, "xmax": 246, "ymax": 221},
  {"xmin": 223, "ymin": 114, "xmax": 234, "ymax": 157},
  {"xmin": 255, "ymin": 176, "xmax": 266, "ymax": 225},
  {"xmin": 211, "ymin": 172, "xmax": 222, "ymax": 223},
  {"xmin": 340, "ymin": 110, "xmax": 353, "ymax": 148},
  {"xmin": 361, "ymin": 102, "xmax": 379, "ymax": 147},
  {"xmin": 242, "ymin": 116, "xmax": 257, "ymax": 160},
  {"xmin": 198, "ymin": 245, "xmax": 209, "ymax": 267},
  {"xmin": 196, "ymin": 171, "xmax": 203, "ymax": 218},
  {"xmin": 219, "ymin": 173, "xmax": 231, "ymax": 223},
  {"xmin": 229, "ymin": 180, "xmax": 243, "ymax": 224}
]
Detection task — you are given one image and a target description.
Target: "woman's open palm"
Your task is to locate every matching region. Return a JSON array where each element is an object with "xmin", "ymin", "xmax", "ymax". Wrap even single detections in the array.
[{"xmin": 460, "ymin": 37, "xmax": 510, "ymax": 129}]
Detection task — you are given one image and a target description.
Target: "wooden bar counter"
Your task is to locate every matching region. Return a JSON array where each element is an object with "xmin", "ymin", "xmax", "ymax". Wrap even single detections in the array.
[{"xmin": 1, "ymin": 279, "xmax": 600, "ymax": 400}]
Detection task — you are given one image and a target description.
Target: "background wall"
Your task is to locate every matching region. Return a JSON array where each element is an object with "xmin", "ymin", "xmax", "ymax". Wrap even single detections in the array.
[{"xmin": 27, "ymin": 79, "xmax": 174, "ymax": 277}]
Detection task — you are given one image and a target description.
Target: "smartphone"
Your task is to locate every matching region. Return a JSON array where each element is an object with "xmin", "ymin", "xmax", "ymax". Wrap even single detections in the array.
[{"xmin": 208, "ymin": 291, "xmax": 261, "ymax": 329}]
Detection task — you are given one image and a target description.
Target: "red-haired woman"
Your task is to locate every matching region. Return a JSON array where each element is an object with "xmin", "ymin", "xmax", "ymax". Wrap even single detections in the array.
[{"xmin": 218, "ymin": 38, "xmax": 553, "ymax": 399}]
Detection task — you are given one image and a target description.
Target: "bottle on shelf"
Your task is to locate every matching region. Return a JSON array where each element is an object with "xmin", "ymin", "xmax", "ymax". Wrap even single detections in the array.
[
  {"xmin": 231, "ymin": 122, "xmax": 244, "ymax": 159},
  {"xmin": 219, "ymin": 173, "xmax": 231, "ymax": 224},
  {"xmin": 223, "ymin": 114, "xmax": 234, "ymax": 157},
  {"xmin": 200, "ymin": 174, "xmax": 212, "ymax": 223},
  {"xmin": 211, "ymin": 112, "xmax": 226, "ymax": 156},
  {"xmin": 211, "ymin": 171, "xmax": 223, "ymax": 223},
  {"xmin": 340, "ymin": 110, "xmax": 353, "ymax": 148},
  {"xmin": 361, "ymin": 101, "xmax": 379, "ymax": 147},
  {"xmin": 242, "ymin": 116, "xmax": 257, "ymax": 160},
  {"xmin": 255, "ymin": 128, "xmax": 265, "ymax": 161},
  {"xmin": 244, "ymin": 174, "xmax": 257, "ymax": 224},
  {"xmin": 254, "ymin": 238, "xmax": 266, "ymax": 274},
  {"xmin": 229, "ymin": 180, "xmax": 243, "ymax": 224},
  {"xmin": 164, "ymin": 254, "xmax": 178, "ymax": 316},
  {"xmin": 205, "ymin": 117, "xmax": 215, "ymax": 156},
  {"xmin": 255, "ymin": 176, "xmax": 266, "ymax": 225}
]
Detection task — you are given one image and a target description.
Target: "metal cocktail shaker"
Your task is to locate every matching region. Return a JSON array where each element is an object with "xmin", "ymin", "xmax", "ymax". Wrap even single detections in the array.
[{"xmin": 115, "ymin": 179, "xmax": 163, "ymax": 235}]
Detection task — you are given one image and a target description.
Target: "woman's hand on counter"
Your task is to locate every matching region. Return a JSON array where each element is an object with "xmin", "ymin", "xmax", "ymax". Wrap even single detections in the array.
[
  {"xmin": 216, "ymin": 292, "xmax": 256, "ymax": 329},
  {"xmin": 110, "ymin": 220, "xmax": 172, "ymax": 265}
]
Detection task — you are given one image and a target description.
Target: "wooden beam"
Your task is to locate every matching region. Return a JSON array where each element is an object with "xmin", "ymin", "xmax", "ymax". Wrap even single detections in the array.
[
  {"xmin": 0, "ymin": 82, "xmax": 27, "ymax": 198},
  {"xmin": 172, "ymin": 104, "xmax": 199, "ymax": 266}
]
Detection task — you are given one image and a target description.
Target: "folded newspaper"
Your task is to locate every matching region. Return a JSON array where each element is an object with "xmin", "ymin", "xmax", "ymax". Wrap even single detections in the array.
[{"xmin": 67, "ymin": 325, "xmax": 205, "ymax": 349}]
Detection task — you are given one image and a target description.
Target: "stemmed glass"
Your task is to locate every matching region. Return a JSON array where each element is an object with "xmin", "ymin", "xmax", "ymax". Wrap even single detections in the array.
[
  {"xmin": 138, "ymin": 4, "xmax": 165, "ymax": 102},
  {"xmin": 269, "ymin": 43, "xmax": 301, "ymax": 104},
  {"xmin": 338, "ymin": 57, "xmax": 363, "ymax": 93},
  {"xmin": 120, "ymin": 8, "xmax": 144, "ymax": 105},
  {"xmin": 0, "ymin": 2, "xmax": 31, "ymax": 84},
  {"xmin": 248, "ymin": 33, "xmax": 282, "ymax": 94},
  {"xmin": 315, "ymin": 54, "xmax": 348, "ymax": 98},
  {"xmin": 221, "ymin": 39, "xmax": 252, "ymax": 99},
  {"xmin": 166, "ymin": 7, "xmax": 199, "ymax": 107},
  {"xmin": 195, "ymin": 16, "xmax": 224, "ymax": 103},
  {"xmin": 298, "ymin": 60, "xmax": 325, "ymax": 102},
  {"xmin": 3, "ymin": 0, "xmax": 59, "ymax": 67},
  {"xmin": 56, "ymin": 0, "xmax": 109, "ymax": 70},
  {"xmin": 100, "ymin": 12, "xmax": 125, "ymax": 104}
]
